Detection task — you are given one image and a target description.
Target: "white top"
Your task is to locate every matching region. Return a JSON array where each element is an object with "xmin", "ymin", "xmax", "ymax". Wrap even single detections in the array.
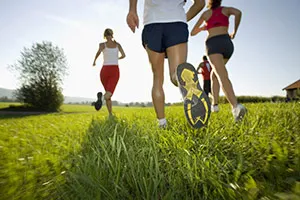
[
  {"xmin": 143, "ymin": 0, "xmax": 187, "ymax": 25},
  {"xmin": 205, "ymin": 62, "xmax": 211, "ymax": 72},
  {"xmin": 103, "ymin": 43, "xmax": 119, "ymax": 65}
]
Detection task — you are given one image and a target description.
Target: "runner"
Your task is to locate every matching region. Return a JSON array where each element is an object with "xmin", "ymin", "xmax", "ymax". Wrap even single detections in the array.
[
  {"xmin": 191, "ymin": 0, "xmax": 246, "ymax": 121},
  {"xmin": 92, "ymin": 28, "xmax": 126, "ymax": 116},
  {"xmin": 197, "ymin": 55, "xmax": 212, "ymax": 96},
  {"xmin": 127, "ymin": 0, "xmax": 210, "ymax": 128}
]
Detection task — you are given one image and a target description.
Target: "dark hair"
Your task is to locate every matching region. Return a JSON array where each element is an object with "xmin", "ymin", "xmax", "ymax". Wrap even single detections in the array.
[
  {"xmin": 103, "ymin": 28, "xmax": 113, "ymax": 39},
  {"xmin": 207, "ymin": 0, "xmax": 222, "ymax": 9},
  {"xmin": 203, "ymin": 56, "xmax": 207, "ymax": 61}
]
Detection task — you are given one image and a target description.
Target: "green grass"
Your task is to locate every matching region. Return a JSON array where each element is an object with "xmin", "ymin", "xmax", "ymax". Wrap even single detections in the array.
[
  {"xmin": 0, "ymin": 103, "xmax": 300, "ymax": 199},
  {"xmin": 0, "ymin": 102, "xmax": 21, "ymax": 109}
]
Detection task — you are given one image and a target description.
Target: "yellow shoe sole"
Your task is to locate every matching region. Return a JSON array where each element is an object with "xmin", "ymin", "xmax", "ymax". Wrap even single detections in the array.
[{"xmin": 176, "ymin": 62, "xmax": 211, "ymax": 128}]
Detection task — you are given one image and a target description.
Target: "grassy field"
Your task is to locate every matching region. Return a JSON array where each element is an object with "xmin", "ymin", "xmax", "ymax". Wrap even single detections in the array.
[{"xmin": 0, "ymin": 102, "xmax": 300, "ymax": 199}]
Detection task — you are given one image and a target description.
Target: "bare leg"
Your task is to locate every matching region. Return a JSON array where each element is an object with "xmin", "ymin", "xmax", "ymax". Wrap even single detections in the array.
[
  {"xmin": 211, "ymin": 71, "xmax": 220, "ymax": 105},
  {"xmin": 146, "ymin": 48, "xmax": 165, "ymax": 120},
  {"xmin": 104, "ymin": 91, "xmax": 113, "ymax": 115},
  {"xmin": 208, "ymin": 54, "xmax": 238, "ymax": 108},
  {"xmin": 166, "ymin": 43, "xmax": 188, "ymax": 86}
]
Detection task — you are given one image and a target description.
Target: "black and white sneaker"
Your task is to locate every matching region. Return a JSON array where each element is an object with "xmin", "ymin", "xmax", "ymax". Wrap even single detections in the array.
[{"xmin": 94, "ymin": 92, "xmax": 103, "ymax": 111}]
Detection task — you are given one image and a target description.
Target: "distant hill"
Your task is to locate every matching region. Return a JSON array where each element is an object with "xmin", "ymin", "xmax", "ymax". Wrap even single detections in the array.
[
  {"xmin": 0, "ymin": 87, "xmax": 95, "ymax": 103},
  {"xmin": 0, "ymin": 88, "xmax": 15, "ymax": 99},
  {"xmin": 64, "ymin": 96, "xmax": 95, "ymax": 104}
]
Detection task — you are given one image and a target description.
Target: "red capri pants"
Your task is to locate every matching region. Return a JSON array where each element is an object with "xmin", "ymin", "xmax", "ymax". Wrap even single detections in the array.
[{"xmin": 100, "ymin": 65, "xmax": 120, "ymax": 95}]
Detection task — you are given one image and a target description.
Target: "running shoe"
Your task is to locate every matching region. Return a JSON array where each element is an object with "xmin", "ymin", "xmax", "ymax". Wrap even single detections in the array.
[
  {"xmin": 176, "ymin": 62, "xmax": 211, "ymax": 128},
  {"xmin": 94, "ymin": 92, "xmax": 103, "ymax": 111}
]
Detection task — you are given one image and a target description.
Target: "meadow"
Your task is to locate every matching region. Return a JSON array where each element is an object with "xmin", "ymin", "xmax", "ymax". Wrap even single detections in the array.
[{"xmin": 0, "ymin": 102, "xmax": 299, "ymax": 200}]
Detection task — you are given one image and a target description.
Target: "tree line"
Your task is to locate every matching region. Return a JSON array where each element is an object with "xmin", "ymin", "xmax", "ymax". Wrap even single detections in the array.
[{"xmin": 3, "ymin": 41, "xmax": 289, "ymax": 111}]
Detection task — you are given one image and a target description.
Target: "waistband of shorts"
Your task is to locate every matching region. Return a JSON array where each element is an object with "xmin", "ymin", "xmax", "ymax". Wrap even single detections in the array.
[
  {"xmin": 144, "ymin": 21, "xmax": 187, "ymax": 27},
  {"xmin": 102, "ymin": 65, "xmax": 119, "ymax": 68},
  {"xmin": 206, "ymin": 34, "xmax": 230, "ymax": 42}
]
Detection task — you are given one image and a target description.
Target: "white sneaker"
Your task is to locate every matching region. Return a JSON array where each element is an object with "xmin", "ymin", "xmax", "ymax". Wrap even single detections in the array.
[
  {"xmin": 232, "ymin": 104, "xmax": 247, "ymax": 122},
  {"xmin": 211, "ymin": 104, "xmax": 220, "ymax": 112},
  {"xmin": 158, "ymin": 118, "xmax": 167, "ymax": 129},
  {"xmin": 159, "ymin": 124, "xmax": 167, "ymax": 129}
]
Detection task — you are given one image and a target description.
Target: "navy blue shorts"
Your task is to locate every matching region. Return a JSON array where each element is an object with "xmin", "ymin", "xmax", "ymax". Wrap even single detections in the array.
[
  {"xmin": 142, "ymin": 22, "xmax": 188, "ymax": 54},
  {"xmin": 205, "ymin": 34, "xmax": 234, "ymax": 59}
]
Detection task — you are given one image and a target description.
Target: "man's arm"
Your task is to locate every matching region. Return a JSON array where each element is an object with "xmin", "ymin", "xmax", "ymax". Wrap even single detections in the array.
[
  {"xmin": 196, "ymin": 62, "xmax": 204, "ymax": 73},
  {"xmin": 127, "ymin": 0, "xmax": 139, "ymax": 33},
  {"xmin": 186, "ymin": 0, "xmax": 205, "ymax": 22}
]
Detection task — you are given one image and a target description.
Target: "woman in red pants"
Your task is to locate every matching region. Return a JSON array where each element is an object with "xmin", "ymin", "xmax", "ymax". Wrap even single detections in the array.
[{"xmin": 92, "ymin": 28, "xmax": 126, "ymax": 116}]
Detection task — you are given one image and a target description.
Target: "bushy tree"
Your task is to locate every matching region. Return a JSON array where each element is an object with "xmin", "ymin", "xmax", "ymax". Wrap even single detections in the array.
[{"xmin": 10, "ymin": 41, "xmax": 68, "ymax": 111}]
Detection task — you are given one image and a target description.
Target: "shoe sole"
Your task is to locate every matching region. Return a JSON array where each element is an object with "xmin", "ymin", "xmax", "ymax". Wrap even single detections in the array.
[
  {"xmin": 176, "ymin": 62, "xmax": 211, "ymax": 128},
  {"xmin": 94, "ymin": 92, "xmax": 103, "ymax": 111}
]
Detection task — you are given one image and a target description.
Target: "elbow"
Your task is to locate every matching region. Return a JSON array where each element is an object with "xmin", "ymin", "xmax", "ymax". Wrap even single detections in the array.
[
  {"xmin": 234, "ymin": 10, "xmax": 242, "ymax": 21},
  {"xmin": 238, "ymin": 11, "xmax": 242, "ymax": 21}
]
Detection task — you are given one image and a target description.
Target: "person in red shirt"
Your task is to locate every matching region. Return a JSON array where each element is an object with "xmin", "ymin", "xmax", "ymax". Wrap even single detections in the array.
[
  {"xmin": 197, "ymin": 55, "xmax": 212, "ymax": 96},
  {"xmin": 191, "ymin": 0, "xmax": 247, "ymax": 122}
]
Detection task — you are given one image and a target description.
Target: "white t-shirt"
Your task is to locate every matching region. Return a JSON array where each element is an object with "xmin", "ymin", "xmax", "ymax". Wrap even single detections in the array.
[
  {"xmin": 143, "ymin": 0, "xmax": 187, "ymax": 25},
  {"xmin": 103, "ymin": 43, "xmax": 119, "ymax": 66},
  {"xmin": 205, "ymin": 62, "xmax": 211, "ymax": 72}
]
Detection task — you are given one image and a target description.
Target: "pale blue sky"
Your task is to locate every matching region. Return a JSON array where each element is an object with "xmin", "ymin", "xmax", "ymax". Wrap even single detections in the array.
[{"xmin": 0, "ymin": 0, "xmax": 299, "ymax": 103}]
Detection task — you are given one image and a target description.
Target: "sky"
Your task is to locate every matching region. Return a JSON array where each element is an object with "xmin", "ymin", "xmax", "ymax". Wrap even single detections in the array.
[{"xmin": 0, "ymin": 0, "xmax": 299, "ymax": 103}]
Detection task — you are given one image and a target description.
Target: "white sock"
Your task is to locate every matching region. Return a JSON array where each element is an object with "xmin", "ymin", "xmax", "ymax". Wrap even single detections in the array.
[{"xmin": 158, "ymin": 118, "xmax": 167, "ymax": 126}]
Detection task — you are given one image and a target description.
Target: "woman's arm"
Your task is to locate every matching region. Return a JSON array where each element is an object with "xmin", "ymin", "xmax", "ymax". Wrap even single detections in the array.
[
  {"xmin": 226, "ymin": 7, "xmax": 242, "ymax": 39},
  {"xmin": 191, "ymin": 13, "xmax": 206, "ymax": 36},
  {"xmin": 93, "ymin": 43, "xmax": 104, "ymax": 66},
  {"xmin": 117, "ymin": 43, "xmax": 126, "ymax": 60}
]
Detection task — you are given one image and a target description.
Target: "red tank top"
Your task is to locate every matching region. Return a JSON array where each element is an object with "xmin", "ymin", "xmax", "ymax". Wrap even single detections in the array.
[
  {"xmin": 200, "ymin": 61, "xmax": 211, "ymax": 80},
  {"xmin": 206, "ymin": 7, "xmax": 229, "ymax": 30}
]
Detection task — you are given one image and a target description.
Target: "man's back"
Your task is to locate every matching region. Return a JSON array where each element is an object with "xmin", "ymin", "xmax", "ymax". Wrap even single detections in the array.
[
  {"xmin": 143, "ymin": 0, "xmax": 187, "ymax": 25},
  {"xmin": 198, "ymin": 60, "xmax": 211, "ymax": 80}
]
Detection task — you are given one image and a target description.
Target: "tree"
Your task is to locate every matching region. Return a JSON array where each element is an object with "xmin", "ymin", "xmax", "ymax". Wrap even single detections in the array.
[{"xmin": 10, "ymin": 41, "xmax": 68, "ymax": 111}]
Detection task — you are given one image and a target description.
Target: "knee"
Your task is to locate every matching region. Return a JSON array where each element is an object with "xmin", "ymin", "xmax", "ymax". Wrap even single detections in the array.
[
  {"xmin": 152, "ymin": 75, "xmax": 164, "ymax": 88},
  {"xmin": 151, "ymin": 62, "xmax": 164, "ymax": 75},
  {"xmin": 104, "ymin": 92, "xmax": 112, "ymax": 101},
  {"xmin": 104, "ymin": 96, "xmax": 111, "ymax": 101}
]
